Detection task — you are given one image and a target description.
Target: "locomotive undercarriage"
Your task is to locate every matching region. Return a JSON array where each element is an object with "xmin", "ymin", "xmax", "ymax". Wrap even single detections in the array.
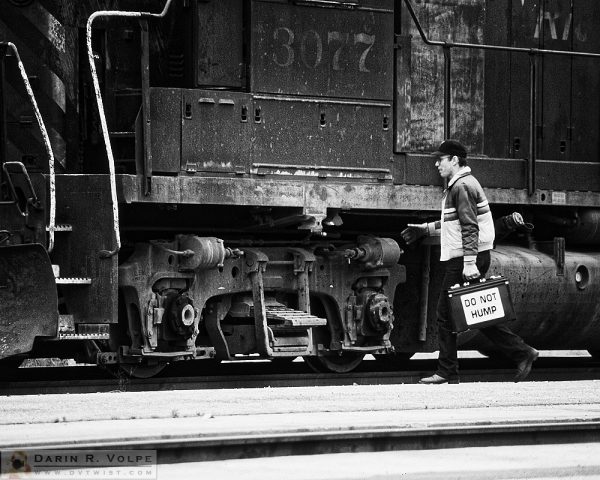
[
  {"xmin": 6, "ymin": 170, "xmax": 600, "ymax": 375},
  {"xmin": 109, "ymin": 232, "xmax": 403, "ymax": 375}
]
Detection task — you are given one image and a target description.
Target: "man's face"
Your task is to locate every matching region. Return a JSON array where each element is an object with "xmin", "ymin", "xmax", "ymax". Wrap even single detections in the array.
[{"xmin": 435, "ymin": 154, "xmax": 456, "ymax": 179}]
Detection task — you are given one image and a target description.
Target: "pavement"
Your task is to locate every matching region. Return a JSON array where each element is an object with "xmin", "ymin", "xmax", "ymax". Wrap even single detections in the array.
[
  {"xmin": 163, "ymin": 443, "xmax": 600, "ymax": 480},
  {"xmin": 1, "ymin": 353, "xmax": 599, "ymax": 479},
  {"xmin": 1, "ymin": 381, "xmax": 599, "ymax": 447}
]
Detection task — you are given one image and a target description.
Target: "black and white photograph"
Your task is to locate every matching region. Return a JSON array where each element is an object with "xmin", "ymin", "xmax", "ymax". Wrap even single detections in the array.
[{"xmin": 1, "ymin": 0, "xmax": 599, "ymax": 478}]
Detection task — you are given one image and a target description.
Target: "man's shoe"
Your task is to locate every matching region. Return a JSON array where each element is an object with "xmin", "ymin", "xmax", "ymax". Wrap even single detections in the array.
[
  {"xmin": 514, "ymin": 348, "xmax": 539, "ymax": 382},
  {"xmin": 419, "ymin": 374, "xmax": 457, "ymax": 384}
]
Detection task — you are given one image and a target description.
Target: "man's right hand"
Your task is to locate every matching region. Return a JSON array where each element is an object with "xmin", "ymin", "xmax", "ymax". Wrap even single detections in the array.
[{"xmin": 401, "ymin": 223, "xmax": 428, "ymax": 245}]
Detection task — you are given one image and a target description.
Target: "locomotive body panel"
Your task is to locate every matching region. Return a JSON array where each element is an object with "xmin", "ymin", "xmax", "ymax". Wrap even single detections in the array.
[{"xmin": 249, "ymin": 0, "xmax": 394, "ymax": 100}]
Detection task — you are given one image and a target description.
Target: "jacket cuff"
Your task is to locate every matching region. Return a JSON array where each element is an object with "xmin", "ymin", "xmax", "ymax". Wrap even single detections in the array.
[{"xmin": 427, "ymin": 222, "xmax": 438, "ymax": 237}]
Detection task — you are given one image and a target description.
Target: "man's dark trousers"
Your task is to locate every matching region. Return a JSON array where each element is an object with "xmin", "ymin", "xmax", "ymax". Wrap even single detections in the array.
[{"xmin": 435, "ymin": 250, "xmax": 531, "ymax": 380}]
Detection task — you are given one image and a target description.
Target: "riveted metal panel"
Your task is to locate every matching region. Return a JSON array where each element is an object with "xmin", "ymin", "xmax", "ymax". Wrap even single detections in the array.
[
  {"xmin": 53, "ymin": 174, "xmax": 117, "ymax": 324},
  {"xmin": 147, "ymin": 88, "xmax": 181, "ymax": 173},
  {"xmin": 539, "ymin": 0, "xmax": 573, "ymax": 161},
  {"xmin": 399, "ymin": 0, "xmax": 485, "ymax": 153},
  {"xmin": 250, "ymin": 0, "xmax": 394, "ymax": 100},
  {"xmin": 195, "ymin": 0, "xmax": 244, "ymax": 88},
  {"xmin": 483, "ymin": 0, "xmax": 512, "ymax": 158},
  {"xmin": 571, "ymin": 0, "xmax": 600, "ymax": 163},
  {"xmin": 250, "ymin": 96, "xmax": 393, "ymax": 173},
  {"xmin": 181, "ymin": 89, "xmax": 252, "ymax": 173},
  {"xmin": 507, "ymin": 0, "xmax": 541, "ymax": 164}
]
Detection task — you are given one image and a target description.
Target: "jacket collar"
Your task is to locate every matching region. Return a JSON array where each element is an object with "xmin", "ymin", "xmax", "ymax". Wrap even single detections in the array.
[{"xmin": 447, "ymin": 166, "xmax": 471, "ymax": 189}]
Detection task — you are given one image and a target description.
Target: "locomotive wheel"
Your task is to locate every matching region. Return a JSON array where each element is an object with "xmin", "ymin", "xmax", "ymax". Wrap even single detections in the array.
[
  {"xmin": 304, "ymin": 353, "xmax": 364, "ymax": 373},
  {"xmin": 118, "ymin": 361, "xmax": 167, "ymax": 379},
  {"xmin": 588, "ymin": 350, "xmax": 600, "ymax": 360}
]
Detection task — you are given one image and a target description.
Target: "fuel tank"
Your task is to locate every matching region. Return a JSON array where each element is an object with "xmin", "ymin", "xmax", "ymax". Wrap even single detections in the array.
[{"xmin": 459, "ymin": 245, "xmax": 600, "ymax": 350}]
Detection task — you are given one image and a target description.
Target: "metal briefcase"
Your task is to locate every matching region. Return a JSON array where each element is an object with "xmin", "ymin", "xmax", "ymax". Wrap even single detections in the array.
[{"xmin": 446, "ymin": 276, "xmax": 516, "ymax": 333}]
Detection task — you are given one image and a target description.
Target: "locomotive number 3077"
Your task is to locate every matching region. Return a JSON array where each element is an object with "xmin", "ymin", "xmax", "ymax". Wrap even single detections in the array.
[{"xmin": 272, "ymin": 27, "xmax": 376, "ymax": 73}]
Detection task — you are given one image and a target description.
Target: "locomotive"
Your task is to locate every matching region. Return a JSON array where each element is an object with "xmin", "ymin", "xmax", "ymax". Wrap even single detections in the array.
[{"xmin": 1, "ymin": 0, "xmax": 600, "ymax": 377}]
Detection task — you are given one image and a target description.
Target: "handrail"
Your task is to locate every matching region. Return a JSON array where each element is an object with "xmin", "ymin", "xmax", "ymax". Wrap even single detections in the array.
[
  {"xmin": 2, "ymin": 161, "xmax": 41, "ymax": 215},
  {"xmin": 86, "ymin": 0, "xmax": 174, "ymax": 258},
  {"xmin": 403, "ymin": 0, "xmax": 600, "ymax": 195},
  {"xmin": 0, "ymin": 42, "xmax": 56, "ymax": 251}
]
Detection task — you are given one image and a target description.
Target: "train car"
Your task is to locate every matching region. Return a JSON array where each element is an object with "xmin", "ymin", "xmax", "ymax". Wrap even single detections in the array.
[{"xmin": 1, "ymin": 0, "xmax": 599, "ymax": 377}]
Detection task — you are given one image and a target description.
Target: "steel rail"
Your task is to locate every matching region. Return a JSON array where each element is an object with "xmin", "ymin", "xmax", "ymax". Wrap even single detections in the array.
[
  {"xmin": 4, "ymin": 420, "xmax": 600, "ymax": 462},
  {"xmin": 2, "ymin": 357, "xmax": 599, "ymax": 395}
]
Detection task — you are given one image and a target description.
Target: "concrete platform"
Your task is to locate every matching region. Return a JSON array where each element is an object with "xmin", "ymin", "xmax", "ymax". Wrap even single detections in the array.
[
  {"xmin": 1, "ymin": 381, "xmax": 599, "ymax": 449},
  {"xmin": 164, "ymin": 443, "xmax": 600, "ymax": 480}
]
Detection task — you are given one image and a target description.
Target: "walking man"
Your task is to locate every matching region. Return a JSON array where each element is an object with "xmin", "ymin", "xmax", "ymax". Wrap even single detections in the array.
[{"xmin": 401, "ymin": 140, "xmax": 538, "ymax": 384}]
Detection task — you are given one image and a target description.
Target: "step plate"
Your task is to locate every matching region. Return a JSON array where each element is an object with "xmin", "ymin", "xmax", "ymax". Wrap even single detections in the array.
[
  {"xmin": 56, "ymin": 277, "xmax": 92, "ymax": 285},
  {"xmin": 254, "ymin": 306, "xmax": 327, "ymax": 328}
]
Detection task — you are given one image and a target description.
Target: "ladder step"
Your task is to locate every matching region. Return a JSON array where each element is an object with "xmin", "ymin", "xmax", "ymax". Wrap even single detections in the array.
[
  {"xmin": 252, "ymin": 306, "xmax": 327, "ymax": 328},
  {"xmin": 47, "ymin": 224, "xmax": 72, "ymax": 232},
  {"xmin": 58, "ymin": 317, "xmax": 109, "ymax": 340},
  {"xmin": 59, "ymin": 333, "xmax": 109, "ymax": 340},
  {"xmin": 56, "ymin": 277, "xmax": 92, "ymax": 285},
  {"xmin": 109, "ymin": 131, "xmax": 135, "ymax": 138}
]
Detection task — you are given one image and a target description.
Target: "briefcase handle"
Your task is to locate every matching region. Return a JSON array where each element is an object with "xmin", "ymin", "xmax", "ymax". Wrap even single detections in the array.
[{"xmin": 449, "ymin": 275, "xmax": 506, "ymax": 290}]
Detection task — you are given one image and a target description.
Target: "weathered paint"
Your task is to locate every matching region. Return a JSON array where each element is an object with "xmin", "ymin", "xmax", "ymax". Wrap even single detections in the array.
[
  {"xmin": 116, "ymin": 173, "xmax": 600, "ymax": 211},
  {"xmin": 400, "ymin": 0, "xmax": 485, "ymax": 152},
  {"xmin": 0, "ymin": 244, "xmax": 58, "ymax": 359},
  {"xmin": 250, "ymin": 0, "xmax": 394, "ymax": 100}
]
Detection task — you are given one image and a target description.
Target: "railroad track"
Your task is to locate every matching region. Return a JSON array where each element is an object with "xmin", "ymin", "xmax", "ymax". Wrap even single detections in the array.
[
  {"xmin": 4, "ymin": 417, "xmax": 600, "ymax": 463},
  {"xmin": 2, "ymin": 356, "xmax": 599, "ymax": 395}
]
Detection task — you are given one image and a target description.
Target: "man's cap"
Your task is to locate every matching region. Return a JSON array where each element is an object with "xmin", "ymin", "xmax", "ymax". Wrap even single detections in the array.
[{"xmin": 432, "ymin": 139, "xmax": 467, "ymax": 158}]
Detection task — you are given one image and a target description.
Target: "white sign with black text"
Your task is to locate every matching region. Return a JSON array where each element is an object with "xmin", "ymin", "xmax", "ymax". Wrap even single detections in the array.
[{"xmin": 460, "ymin": 286, "xmax": 505, "ymax": 326}]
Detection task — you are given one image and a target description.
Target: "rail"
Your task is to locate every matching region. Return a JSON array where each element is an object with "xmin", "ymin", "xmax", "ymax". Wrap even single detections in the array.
[
  {"xmin": 0, "ymin": 42, "xmax": 56, "ymax": 251},
  {"xmin": 403, "ymin": 0, "xmax": 600, "ymax": 195},
  {"xmin": 86, "ymin": 0, "xmax": 174, "ymax": 257}
]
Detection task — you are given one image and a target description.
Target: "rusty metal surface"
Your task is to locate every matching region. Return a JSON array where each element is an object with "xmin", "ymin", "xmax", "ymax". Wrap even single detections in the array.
[
  {"xmin": 160, "ymin": 87, "xmax": 393, "ymax": 175},
  {"xmin": 483, "ymin": 0, "xmax": 600, "ymax": 164},
  {"xmin": 250, "ymin": 0, "xmax": 393, "ymax": 100},
  {"xmin": 400, "ymin": 153, "xmax": 600, "ymax": 192},
  {"xmin": 195, "ymin": 0, "xmax": 244, "ymax": 88},
  {"xmin": 482, "ymin": 0, "xmax": 511, "ymax": 159},
  {"xmin": 398, "ymin": 0, "xmax": 485, "ymax": 153},
  {"xmin": 0, "ymin": 244, "xmax": 57, "ymax": 359},
  {"xmin": 146, "ymin": 88, "xmax": 181, "ymax": 173},
  {"xmin": 571, "ymin": 0, "xmax": 600, "ymax": 163},
  {"xmin": 52, "ymin": 174, "xmax": 117, "ymax": 324},
  {"xmin": 251, "ymin": 96, "xmax": 393, "ymax": 169},
  {"xmin": 181, "ymin": 89, "xmax": 252, "ymax": 174},
  {"xmin": 538, "ymin": 0, "xmax": 573, "ymax": 161},
  {"xmin": 117, "ymin": 173, "xmax": 600, "ymax": 212}
]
